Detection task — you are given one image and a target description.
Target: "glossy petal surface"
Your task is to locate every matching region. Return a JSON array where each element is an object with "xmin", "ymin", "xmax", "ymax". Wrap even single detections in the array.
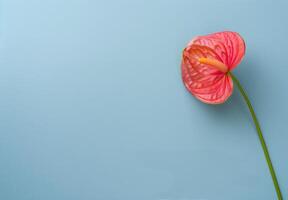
[
  {"xmin": 191, "ymin": 31, "xmax": 245, "ymax": 70},
  {"xmin": 181, "ymin": 31, "xmax": 246, "ymax": 104},
  {"xmin": 182, "ymin": 44, "xmax": 233, "ymax": 104}
]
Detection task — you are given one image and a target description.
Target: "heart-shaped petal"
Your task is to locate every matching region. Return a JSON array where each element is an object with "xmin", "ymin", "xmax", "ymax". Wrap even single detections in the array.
[{"xmin": 182, "ymin": 43, "xmax": 233, "ymax": 104}]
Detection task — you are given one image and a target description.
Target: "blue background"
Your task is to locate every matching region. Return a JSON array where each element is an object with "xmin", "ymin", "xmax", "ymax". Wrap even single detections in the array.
[{"xmin": 0, "ymin": 0, "xmax": 287, "ymax": 199}]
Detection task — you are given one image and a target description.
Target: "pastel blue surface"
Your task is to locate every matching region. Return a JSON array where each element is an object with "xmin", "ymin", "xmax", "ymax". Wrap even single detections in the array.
[{"xmin": 0, "ymin": 0, "xmax": 287, "ymax": 199}]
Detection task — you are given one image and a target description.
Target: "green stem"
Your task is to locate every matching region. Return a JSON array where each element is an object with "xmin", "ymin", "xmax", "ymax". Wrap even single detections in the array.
[{"xmin": 229, "ymin": 72, "xmax": 283, "ymax": 200}]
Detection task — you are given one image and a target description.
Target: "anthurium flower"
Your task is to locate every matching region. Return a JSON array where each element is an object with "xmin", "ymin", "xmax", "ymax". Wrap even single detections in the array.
[
  {"xmin": 182, "ymin": 31, "xmax": 245, "ymax": 104},
  {"xmin": 181, "ymin": 31, "xmax": 283, "ymax": 199}
]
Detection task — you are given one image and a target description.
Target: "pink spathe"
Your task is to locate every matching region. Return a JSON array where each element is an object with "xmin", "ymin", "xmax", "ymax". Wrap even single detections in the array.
[{"xmin": 181, "ymin": 31, "xmax": 245, "ymax": 104}]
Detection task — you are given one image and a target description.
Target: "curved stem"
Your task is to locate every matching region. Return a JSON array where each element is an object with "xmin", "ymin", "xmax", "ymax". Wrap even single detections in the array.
[{"xmin": 229, "ymin": 72, "xmax": 283, "ymax": 200}]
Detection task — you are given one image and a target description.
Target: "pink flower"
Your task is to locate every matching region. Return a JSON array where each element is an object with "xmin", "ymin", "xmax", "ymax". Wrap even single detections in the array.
[
  {"xmin": 180, "ymin": 31, "xmax": 283, "ymax": 199},
  {"xmin": 181, "ymin": 31, "xmax": 245, "ymax": 104}
]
